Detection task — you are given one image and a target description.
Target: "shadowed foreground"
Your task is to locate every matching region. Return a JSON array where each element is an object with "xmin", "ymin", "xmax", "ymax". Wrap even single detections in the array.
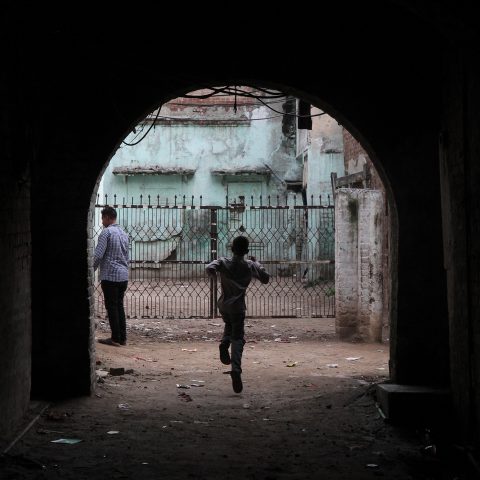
[{"xmin": 1, "ymin": 323, "xmax": 461, "ymax": 479}]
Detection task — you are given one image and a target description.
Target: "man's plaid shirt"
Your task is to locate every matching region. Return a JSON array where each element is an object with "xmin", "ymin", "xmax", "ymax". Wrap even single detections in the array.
[{"xmin": 94, "ymin": 224, "xmax": 129, "ymax": 282}]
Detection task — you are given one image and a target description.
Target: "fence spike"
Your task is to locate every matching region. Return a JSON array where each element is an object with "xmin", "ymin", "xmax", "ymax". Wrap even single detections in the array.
[
  {"xmin": 276, "ymin": 195, "xmax": 279, "ymax": 206},
  {"xmin": 114, "ymin": 194, "xmax": 117, "ymax": 205},
  {"xmin": 200, "ymin": 195, "xmax": 203, "ymax": 207},
  {"xmin": 148, "ymin": 194, "xmax": 151, "ymax": 205},
  {"xmin": 260, "ymin": 195, "xmax": 263, "ymax": 207},
  {"xmin": 104, "ymin": 194, "xmax": 108, "ymax": 205},
  {"xmin": 191, "ymin": 195, "xmax": 194, "ymax": 207},
  {"xmin": 157, "ymin": 195, "xmax": 160, "ymax": 206},
  {"xmin": 311, "ymin": 194, "xmax": 314, "ymax": 206},
  {"xmin": 183, "ymin": 195, "xmax": 186, "ymax": 206},
  {"xmin": 251, "ymin": 195, "xmax": 254, "ymax": 207},
  {"xmin": 268, "ymin": 195, "xmax": 271, "ymax": 207},
  {"xmin": 174, "ymin": 195, "xmax": 177, "ymax": 207}
]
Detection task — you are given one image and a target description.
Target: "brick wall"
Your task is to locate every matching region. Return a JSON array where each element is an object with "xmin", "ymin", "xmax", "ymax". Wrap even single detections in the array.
[
  {"xmin": 0, "ymin": 72, "xmax": 32, "ymax": 443},
  {"xmin": 0, "ymin": 2, "xmax": 461, "ymax": 444},
  {"xmin": 343, "ymin": 129, "xmax": 385, "ymax": 191}
]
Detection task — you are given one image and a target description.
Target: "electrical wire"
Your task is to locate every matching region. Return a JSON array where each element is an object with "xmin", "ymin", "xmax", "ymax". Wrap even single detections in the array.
[
  {"xmin": 122, "ymin": 106, "xmax": 163, "ymax": 146},
  {"xmin": 142, "ymin": 113, "xmax": 286, "ymax": 122},
  {"xmin": 123, "ymin": 86, "xmax": 324, "ymax": 146},
  {"xmin": 252, "ymin": 95, "xmax": 325, "ymax": 118},
  {"xmin": 183, "ymin": 86, "xmax": 286, "ymax": 100},
  {"xmin": 165, "ymin": 98, "xmax": 288, "ymax": 107},
  {"xmin": 166, "ymin": 87, "xmax": 322, "ymax": 118}
]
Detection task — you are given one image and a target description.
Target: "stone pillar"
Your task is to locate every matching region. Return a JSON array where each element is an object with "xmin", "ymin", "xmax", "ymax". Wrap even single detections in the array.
[{"xmin": 335, "ymin": 188, "xmax": 384, "ymax": 342}]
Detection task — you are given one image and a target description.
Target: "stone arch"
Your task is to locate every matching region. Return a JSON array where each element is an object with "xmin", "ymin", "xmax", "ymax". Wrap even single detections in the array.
[{"xmin": 29, "ymin": 12, "xmax": 449, "ymax": 404}]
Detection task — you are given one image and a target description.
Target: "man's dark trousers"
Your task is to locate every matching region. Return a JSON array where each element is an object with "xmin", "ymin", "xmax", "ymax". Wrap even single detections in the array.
[{"xmin": 101, "ymin": 280, "xmax": 128, "ymax": 344}]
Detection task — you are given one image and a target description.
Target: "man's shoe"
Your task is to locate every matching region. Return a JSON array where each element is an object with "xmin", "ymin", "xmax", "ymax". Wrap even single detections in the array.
[
  {"xmin": 230, "ymin": 371, "xmax": 243, "ymax": 393},
  {"xmin": 98, "ymin": 338, "xmax": 121, "ymax": 347},
  {"xmin": 219, "ymin": 343, "xmax": 231, "ymax": 365},
  {"xmin": 120, "ymin": 341, "xmax": 127, "ymax": 346}
]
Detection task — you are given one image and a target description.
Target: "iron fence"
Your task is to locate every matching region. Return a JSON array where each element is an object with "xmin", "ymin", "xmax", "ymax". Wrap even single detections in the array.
[{"xmin": 92, "ymin": 194, "xmax": 335, "ymax": 318}]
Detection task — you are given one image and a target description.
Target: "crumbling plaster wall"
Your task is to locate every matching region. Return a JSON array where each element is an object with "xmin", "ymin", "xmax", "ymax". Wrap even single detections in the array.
[
  {"xmin": 335, "ymin": 189, "xmax": 384, "ymax": 342},
  {"xmin": 342, "ymin": 130, "xmax": 391, "ymax": 338},
  {"xmin": 101, "ymin": 98, "xmax": 298, "ymax": 205}
]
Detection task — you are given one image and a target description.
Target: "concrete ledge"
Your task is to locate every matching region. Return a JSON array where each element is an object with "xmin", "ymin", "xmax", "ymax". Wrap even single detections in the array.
[{"xmin": 376, "ymin": 384, "xmax": 451, "ymax": 425}]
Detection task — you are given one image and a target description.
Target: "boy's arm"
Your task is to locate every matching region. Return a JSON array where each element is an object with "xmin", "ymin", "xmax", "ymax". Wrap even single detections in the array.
[
  {"xmin": 249, "ymin": 258, "xmax": 270, "ymax": 284},
  {"xmin": 206, "ymin": 258, "xmax": 223, "ymax": 278}
]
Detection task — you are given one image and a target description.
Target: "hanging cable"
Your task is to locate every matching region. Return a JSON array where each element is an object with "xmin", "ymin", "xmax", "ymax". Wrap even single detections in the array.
[
  {"xmin": 122, "ymin": 106, "xmax": 162, "ymax": 146},
  {"xmin": 122, "ymin": 87, "xmax": 325, "ymax": 146}
]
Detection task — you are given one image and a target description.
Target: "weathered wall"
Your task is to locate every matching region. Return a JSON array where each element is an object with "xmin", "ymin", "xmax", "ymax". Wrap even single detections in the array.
[
  {"xmin": 297, "ymin": 108, "xmax": 345, "ymax": 200},
  {"xmin": 343, "ymin": 130, "xmax": 386, "ymax": 190},
  {"xmin": 101, "ymin": 97, "xmax": 297, "ymax": 205},
  {"xmin": 440, "ymin": 46, "xmax": 480, "ymax": 443},
  {"xmin": 342, "ymin": 130, "xmax": 391, "ymax": 337},
  {"xmin": 335, "ymin": 189, "xmax": 384, "ymax": 342},
  {"xmin": 0, "ymin": 64, "xmax": 32, "ymax": 442}
]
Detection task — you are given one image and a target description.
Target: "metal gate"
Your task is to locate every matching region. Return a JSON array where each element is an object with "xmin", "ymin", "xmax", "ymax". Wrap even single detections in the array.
[{"xmin": 92, "ymin": 194, "xmax": 335, "ymax": 319}]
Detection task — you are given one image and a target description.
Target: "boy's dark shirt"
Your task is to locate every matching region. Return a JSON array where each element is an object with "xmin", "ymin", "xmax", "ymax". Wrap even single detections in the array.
[{"xmin": 206, "ymin": 255, "xmax": 269, "ymax": 314}]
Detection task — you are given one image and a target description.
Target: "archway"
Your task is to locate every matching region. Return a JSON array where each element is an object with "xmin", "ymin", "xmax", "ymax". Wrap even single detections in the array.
[
  {"xmin": 89, "ymin": 85, "xmax": 395, "ymax": 391},
  {"xmin": 28, "ymin": 9, "xmax": 449, "ymax": 410},
  {"xmin": 0, "ymin": 2, "xmax": 458, "ymax": 475}
]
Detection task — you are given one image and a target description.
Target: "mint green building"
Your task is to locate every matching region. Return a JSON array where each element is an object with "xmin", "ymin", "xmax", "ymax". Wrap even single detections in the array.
[{"xmin": 96, "ymin": 94, "xmax": 345, "ymax": 280}]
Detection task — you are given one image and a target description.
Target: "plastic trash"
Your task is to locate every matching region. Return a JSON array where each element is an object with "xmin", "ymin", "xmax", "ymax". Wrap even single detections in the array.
[{"xmin": 51, "ymin": 438, "xmax": 82, "ymax": 444}]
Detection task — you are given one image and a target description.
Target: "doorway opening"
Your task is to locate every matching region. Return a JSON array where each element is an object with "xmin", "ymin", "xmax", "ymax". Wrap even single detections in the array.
[{"xmin": 90, "ymin": 85, "xmax": 393, "ymax": 392}]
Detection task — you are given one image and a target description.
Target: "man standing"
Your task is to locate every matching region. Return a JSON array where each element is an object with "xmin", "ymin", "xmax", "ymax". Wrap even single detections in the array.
[
  {"xmin": 206, "ymin": 236, "xmax": 269, "ymax": 393},
  {"xmin": 94, "ymin": 206, "xmax": 129, "ymax": 346}
]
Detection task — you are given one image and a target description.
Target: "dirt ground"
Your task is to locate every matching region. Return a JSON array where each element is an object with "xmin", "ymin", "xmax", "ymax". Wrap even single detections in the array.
[{"xmin": 1, "ymin": 318, "xmax": 463, "ymax": 479}]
